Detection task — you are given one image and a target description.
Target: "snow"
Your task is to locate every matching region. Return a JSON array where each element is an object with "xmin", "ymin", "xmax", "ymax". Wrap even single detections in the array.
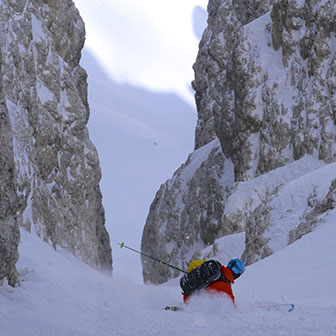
[
  {"xmin": 81, "ymin": 49, "xmax": 196, "ymax": 281},
  {"xmin": 242, "ymin": 214, "xmax": 336, "ymax": 307},
  {"xmin": 197, "ymin": 232, "xmax": 246, "ymax": 264},
  {"xmin": 225, "ymin": 156, "xmax": 325, "ymax": 215},
  {"xmin": 244, "ymin": 11, "xmax": 295, "ymax": 113},
  {"xmin": 265, "ymin": 162, "xmax": 336, "ymax": 252},
  {"xmin": 31, "ymin": 13, "xmax": 44, "ymax": 43},
  {"xmin": 176, "ymin": 139, "xmax": 222, "ymax": 189},
  {"xmin": 2, "ymin": 1, "xmax": 336, "ymax": 335},
  {"xmin": 1, "ymin": 212, "xmax": 336, "ymax": 335},
  {"xmin": 37, "ymin": 82, "xmax": 54, "ymax": 105},
  {"xmin": 2, "ymin": 147, "xmax": 336, "ymax": 336}
]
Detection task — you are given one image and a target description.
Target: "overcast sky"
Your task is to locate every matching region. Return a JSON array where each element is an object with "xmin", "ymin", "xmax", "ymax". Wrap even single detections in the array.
[{"xmin": 74, "ymin": 0, "xmax": 208, "ymax": 104}]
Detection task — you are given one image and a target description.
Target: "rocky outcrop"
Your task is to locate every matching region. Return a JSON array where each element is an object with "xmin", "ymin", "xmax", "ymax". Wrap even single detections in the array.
[
  {"xmin": 192, "ymin": 0, "xmax": 276, "ymax": 153},
  {"xmin": 0, "ymin": 0, "xmax": 112, "ymax": 285},
  {"xmin": 142, "ymin": 140, "xmax": 239, "ymax": 283},
  {"xmin": 193, "ymin": 0, "xmax": 336, "ymax": 180},
  {"xmin": 141, "ymin": 0, "xmax": 336, "ymax": 284},
  {"xmin": 0, "ymin": 72, "xmax": 20, "ymax": 286}
]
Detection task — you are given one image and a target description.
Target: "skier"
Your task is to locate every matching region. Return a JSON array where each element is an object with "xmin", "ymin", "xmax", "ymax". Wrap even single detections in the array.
[{"xmin": 180, "ymin": 258, "xmax": 245, "ymax": 305}]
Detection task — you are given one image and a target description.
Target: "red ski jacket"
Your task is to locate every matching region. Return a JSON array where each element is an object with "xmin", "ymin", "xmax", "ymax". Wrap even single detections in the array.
[{"xmin": 183, "ymin": 265, "xmax": 235, "ymax": 304}]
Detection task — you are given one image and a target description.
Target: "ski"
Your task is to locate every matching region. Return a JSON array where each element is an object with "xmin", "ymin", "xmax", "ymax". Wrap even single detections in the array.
[
  {"xmin": 164, "ymin": 305, "xmax": 184, "ymax": 312},
  {"xmin": 256, "ymin": 303, "xmax": 295, "ymax": 312},
  {"xmin": 164, "ymin": 303, "xmax": 294, "ymax": 312}
]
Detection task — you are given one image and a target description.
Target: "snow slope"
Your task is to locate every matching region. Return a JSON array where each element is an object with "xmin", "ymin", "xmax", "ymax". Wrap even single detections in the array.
[
  {"xmin": 3, "ymin": 156, "xmax": 336, "ymax": 335},
  {"xmin": 1, "ymin": 211, "xmax": 335, "ymax": 336},
  {"xmin": 3, "ymin": 154, "xmax": 335, "ymax": 335},
  {"xmin": 81, "ymin": 50, "xmax": 196, "ymax": 281},
  {"xmin": 2, "ymin": 3, "xmax": 336, "ymax": 334}
]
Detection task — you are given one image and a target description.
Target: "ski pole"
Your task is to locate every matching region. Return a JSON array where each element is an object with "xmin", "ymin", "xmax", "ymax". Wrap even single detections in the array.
[{"xmin": 118, "ymin": 242, "xmax": 187, "ymax": 274}]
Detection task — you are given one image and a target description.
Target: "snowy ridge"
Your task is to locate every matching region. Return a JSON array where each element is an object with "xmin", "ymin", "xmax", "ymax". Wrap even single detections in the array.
[
  {"xmin": 187, "ymin": 155, "xmax": 335, "ymax": 265},
  {"xmin": 191, "ymin": 232, "xmax": 246, "ymax": 265},
  {"xmin": 224, "ymin": 156, "xmax": 325, "ymax": 217},
  {"xmin": 265, "ymin": 162, "xmax": 336, "ymax": 251}
]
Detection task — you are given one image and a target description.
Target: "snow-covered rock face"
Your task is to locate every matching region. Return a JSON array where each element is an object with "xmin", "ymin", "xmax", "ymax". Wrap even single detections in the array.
[
  {"xmin": 0, "ymin": 0, "xmax": 112, "ymax": 285},
  {"xmin": 141, "ymin": 0, "xmax": 336, "ymax": 284},
  {"xmin": 194, "ymin": 0, "xmax": 336, "ymax": 180},
  {"xmin": 0, "ymin": 93, "xmax": 20, "ymax": 286},
  {"xmin": 193, "ymin": 0, "xmax": 276, "ymax": 155},
  {"xmin": 142, "ymin": 140, "xmax": 239, "ymax": 283}
]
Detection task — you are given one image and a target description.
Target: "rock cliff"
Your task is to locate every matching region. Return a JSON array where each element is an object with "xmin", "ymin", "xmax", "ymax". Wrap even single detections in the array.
[
  {"xmin": 141, "ymin": 0, "xmax": 336, "ymax": 284},
  {"xmin": 0, "ymin": 81, "xmax": 20, "ymax": 286},
  {"xmin": 0, "ymin": 0, "xmax": 112, "ymax": 286}
]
